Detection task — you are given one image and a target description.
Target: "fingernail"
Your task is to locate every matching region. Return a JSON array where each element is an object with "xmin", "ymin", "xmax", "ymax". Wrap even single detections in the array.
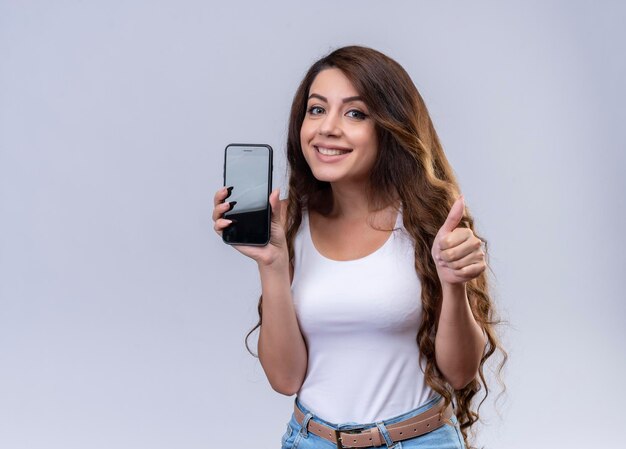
[
  {"xmin": 227, "ymin": 201, "xmax": 237, "ymax": 212},
  {"xmin": 225, "ymin": 186, "xmax": 233, "ymax": 199}
]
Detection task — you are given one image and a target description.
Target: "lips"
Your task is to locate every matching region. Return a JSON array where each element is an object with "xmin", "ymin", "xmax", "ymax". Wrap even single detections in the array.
[
  {"xmin": 312, "ymin": 145, "xmax": 352, "ymax": 164},
  {"xmin": 314, "ymin": 145, "xmax": 352, "ymax": 156}
]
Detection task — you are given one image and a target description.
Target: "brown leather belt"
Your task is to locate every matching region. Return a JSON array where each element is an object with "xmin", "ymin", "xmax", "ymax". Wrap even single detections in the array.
[{"xmin": 293, "ymin": 398, "xmax": 454, "ymax": 448}]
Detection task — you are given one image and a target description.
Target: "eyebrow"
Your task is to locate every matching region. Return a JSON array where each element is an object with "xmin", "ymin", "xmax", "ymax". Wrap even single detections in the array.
[{"xmin": 308, "ymin": 93, "xmax": 364, "ymax": 104}]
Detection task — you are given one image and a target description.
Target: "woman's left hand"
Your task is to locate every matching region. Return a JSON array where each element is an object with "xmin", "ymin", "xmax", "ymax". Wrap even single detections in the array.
[{"xmin": 431, "ymin": 195, "xmax": 486, "ymax": 286}]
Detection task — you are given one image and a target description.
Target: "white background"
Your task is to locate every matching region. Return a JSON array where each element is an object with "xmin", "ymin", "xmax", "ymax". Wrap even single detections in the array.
[{"xmin": 1, "ymin": 1, "xmax": 624, "ymax": 448}]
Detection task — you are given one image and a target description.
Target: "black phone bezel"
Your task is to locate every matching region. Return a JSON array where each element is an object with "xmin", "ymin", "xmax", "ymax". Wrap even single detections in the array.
[{"xmin": 221, "ymin": 143, "xmax": 273, "ymax": 246}]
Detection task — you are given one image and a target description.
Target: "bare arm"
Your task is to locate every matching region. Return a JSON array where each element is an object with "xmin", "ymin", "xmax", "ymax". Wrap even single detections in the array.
[
  {"xmin": 212, "ymin": 188, "xmax": 307, "ymax": 395},
  {"xmin": 434, "ymin": 283, "xmax": 486, "ymax": 390},
  {"xmin": 257, "ymin": 259, "xmax": 308, "ymax": 395},
  {"xmin": 430, "ymin": 195, "xmax": 487, "ymax": 390}
]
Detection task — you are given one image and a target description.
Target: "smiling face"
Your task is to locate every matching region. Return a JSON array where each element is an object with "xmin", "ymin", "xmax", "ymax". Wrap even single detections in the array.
[{"xmin": 300, "ymin": 68, "xmax": 378, "ymax": 186}]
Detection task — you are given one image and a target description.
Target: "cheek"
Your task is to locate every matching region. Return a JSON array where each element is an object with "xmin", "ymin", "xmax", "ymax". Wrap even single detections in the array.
[
  {"xmin": 299, "ymin": 125, "xmax": 314, "ymax": 163},
  {"xmin": 354, "ymin": 128, "xmax": 378, "ymax": 160},
  {"xmin": 300, "ymin": 120, "xmax": 315, "ymax": 143}
]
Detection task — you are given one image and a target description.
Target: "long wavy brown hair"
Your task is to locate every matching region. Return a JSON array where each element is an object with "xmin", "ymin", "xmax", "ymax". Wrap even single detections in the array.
[{"xmin": 245, "ymin": 45, "xmax": 507, "ymax": 448}]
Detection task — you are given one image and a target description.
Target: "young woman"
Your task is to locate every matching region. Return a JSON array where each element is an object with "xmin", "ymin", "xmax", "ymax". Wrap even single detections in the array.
[{"xmin": 212, "ymin": 46, "xmax": 505, "ymax": 449}]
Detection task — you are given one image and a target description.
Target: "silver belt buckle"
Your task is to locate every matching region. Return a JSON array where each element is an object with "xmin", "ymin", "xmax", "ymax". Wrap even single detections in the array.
[{"xmin": 334, "ymin": 427, "xmax": 364, "ymax": 449}]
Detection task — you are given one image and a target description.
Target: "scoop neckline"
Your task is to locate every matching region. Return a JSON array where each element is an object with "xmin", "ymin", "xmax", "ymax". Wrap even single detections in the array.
[{"xmin": 305, "ymin": 208, "xmax": 402, "ymax": 263}]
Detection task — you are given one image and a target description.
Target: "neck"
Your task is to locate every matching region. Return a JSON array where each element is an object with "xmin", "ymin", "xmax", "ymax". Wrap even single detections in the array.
[
  {"xmin": 328, "ymin": 181, "xmax": 371, "ymax": 219},
  {"xmin": 327, "ymin": 180, "xmax": 399, "ymax": 219}
]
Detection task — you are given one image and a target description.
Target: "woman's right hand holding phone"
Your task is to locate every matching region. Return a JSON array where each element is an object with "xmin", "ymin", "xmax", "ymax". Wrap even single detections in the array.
[{"xmin": 212, "ymin": 187, "xmax": 289, "ymax": 269}]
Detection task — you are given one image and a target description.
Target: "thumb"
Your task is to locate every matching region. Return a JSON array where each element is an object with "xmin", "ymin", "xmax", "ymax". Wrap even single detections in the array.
[
  {"xmin": 439, "ymin": 195, "xmax": 465, "ymax": 235},
  {"xmin": 269, "ymin": 188, "xmax": 282, "ymax": 223}
]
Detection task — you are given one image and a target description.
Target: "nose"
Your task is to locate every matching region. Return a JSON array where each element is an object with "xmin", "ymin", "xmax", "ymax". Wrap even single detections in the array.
[{"xmin": 318, "ymin": 110, "xmax": 342, "ymax": 137}]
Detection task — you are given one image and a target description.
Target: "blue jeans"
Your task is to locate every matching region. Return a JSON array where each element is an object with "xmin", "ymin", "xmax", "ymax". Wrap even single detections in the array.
[{"xmin": 280, "ymin": 395, "xmax": 466, "ymax": 449}]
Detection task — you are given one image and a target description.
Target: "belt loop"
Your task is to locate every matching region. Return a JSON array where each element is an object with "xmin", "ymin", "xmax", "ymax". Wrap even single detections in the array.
[
  {"xmin": 375, "ymin": 421, "xmax": 397, "ymax": 448},
  {"xmin": 299, "ymin": 412, "xmax": 313, "ymax": 438}
]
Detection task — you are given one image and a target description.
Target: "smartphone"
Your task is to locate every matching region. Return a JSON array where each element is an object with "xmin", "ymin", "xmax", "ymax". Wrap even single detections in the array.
[{"xmin": 222, "ymin": 143, "xmax": 273, "ymax": 246}]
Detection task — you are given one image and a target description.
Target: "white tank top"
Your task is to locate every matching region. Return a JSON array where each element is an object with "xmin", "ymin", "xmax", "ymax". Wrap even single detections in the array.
[{"xmin": 291, "ymin": 208, "xmax": 435, "ymax": 424}]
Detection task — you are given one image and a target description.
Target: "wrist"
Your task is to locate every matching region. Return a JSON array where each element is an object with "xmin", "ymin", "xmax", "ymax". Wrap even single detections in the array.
[
  {"xmin": 441, "ymin": 281, "xmax": 467, "ymax": 297},
  {"xmin": 257, "ymin": 253, "xmax": 289, "ymax": 273}
]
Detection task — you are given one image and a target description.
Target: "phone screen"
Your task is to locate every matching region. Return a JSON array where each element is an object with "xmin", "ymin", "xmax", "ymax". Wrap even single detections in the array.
[{"xmin": 222, "ymin": 144, "xmax": 273, "ymax": 246}]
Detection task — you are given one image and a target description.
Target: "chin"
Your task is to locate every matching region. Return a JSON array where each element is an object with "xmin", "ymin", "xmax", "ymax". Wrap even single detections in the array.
[
  {"xmin": 310, "ymin": 172, "xmax": 340, "ymax": 183},
  {"xmin": 308, "ymin": 166, "xmax": 344, "ymax": 183},
  {"xmin": 311, "ymin": 170, "xmax": 367, "ymax": 185}
]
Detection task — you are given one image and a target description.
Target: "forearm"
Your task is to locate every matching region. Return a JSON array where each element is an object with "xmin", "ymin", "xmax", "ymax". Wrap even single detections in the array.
[
  {"xmin": 257, "ymin": 262, "xmax": 308, "ymax": 396},
  {"xmin": 434, "ymin": 282, "xmax": 486, "ymax": 390}
]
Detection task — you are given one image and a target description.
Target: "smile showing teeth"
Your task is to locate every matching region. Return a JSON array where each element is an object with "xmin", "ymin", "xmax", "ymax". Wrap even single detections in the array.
[{"xmin": 316, "ymin": 146, "xmax": 351, "ymax": 156}]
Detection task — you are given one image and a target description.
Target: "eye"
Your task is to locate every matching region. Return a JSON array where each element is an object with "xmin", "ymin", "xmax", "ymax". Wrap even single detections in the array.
[
  {"xmin": 346, "ymin": 109, "xmax": 368, "ymax": 120},
  {"xmin": 307, "ymin": 106, "xmax": 325, "ymax": 115}
]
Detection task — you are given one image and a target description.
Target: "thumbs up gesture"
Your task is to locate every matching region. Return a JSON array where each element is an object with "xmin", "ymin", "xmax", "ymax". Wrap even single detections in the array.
[{"xmin": 431, "ymin": 195, "xmax": 486, "ymax": 286}]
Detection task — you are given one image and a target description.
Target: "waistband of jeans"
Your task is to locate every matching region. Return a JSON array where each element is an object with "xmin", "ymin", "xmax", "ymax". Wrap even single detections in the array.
[{"xmin": 294, "ymin": 393, "xmax": 444, "ymax": 430}]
